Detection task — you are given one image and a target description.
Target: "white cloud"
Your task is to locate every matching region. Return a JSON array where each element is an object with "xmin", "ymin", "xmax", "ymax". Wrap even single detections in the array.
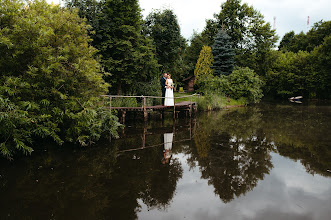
[
  {"xmin": 139, "ymin": 0, "xmax": 331, "ymax": 40},
  {"xmin": 50, "ymin": 0, "xmax": 331, "ymax": 40}
]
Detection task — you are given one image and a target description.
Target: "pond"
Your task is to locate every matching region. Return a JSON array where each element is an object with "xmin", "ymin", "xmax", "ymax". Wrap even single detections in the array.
[{"xmin": 0, "ymin": 102, "xmax": 330, "ymax": 220}]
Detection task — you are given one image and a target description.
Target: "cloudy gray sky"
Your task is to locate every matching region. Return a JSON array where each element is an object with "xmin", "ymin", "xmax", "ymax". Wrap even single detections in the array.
[{"xmin": 138, "ymin": 0, "xmax": 331, "ymax": 41}]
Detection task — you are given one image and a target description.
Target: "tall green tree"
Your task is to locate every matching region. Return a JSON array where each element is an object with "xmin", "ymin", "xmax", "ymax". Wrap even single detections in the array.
[
  {"xmin": 0, "ymin": 0, "xmax": 120, "ymax": 159},
  {"xmin": 68, "ymin": 0, "xmax": 159, "ymax": 94},
  {"xmin": 194, "ymin": 46, "xmax": 214, "ymax": 82},
  {"xmin": 279, "ymin": 21, "xmax": 331, "ymax": 53},
  {"xmin": 143, "ymin": 9, "xmax": 187, "ymax": 81},
  {"xmin": 203, "ymin": 0, "xmax": 278, "ymax": 76},
  {"xmin": 99, "ymin": 0, "xmax": 160, "ymax": 94},
  {"xmin": 183, "ymin": 31, "xmax": 210, "ymax": 77},
  {"xmin": 212, "ymin": 30, "xmax": 235, "ymax": 76},
  {"xmin": 310, "ymin": 35, "xmax": 331, "ymax": 98}
]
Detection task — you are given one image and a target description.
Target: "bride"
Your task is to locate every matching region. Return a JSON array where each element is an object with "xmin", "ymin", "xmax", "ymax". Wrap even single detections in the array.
[{"xmin": 164, "ymin": 74, "xmax": 174, "ymax": 106}]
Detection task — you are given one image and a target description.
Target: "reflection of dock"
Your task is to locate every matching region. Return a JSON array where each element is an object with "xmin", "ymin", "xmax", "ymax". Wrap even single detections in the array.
[
  {"xmin": 116, "ymin": 118, "xmax": 196, "ymax": 156},
  {"xmin": 101, "ymin": 94, "xmax": 200, "ymax": 122}
]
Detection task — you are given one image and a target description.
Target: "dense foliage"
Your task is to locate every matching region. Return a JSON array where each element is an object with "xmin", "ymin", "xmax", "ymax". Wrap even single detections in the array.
[
  {"xmin": 67, "ymin": 0, "xmax": 160, "ymax": 94},
  {"xmin": 212, "ymin": 30, "xmax": 235, "ymax": 76},
  {"xmin": 143, "ymin": 9, "xmax": 187, "ymax": 82},
  {"xmin": 194, "ymin": 46, "xmax": 214, "ymax": 82},
  {"xmin": 0, "ymin": 0, "xmax": 120, "ymax": 159},
  {"xmin": 184, "ymin": 0, "xmax": 278, "ymax": 77},
  {"xmin": 268, "ymin": 20, "xmax": 331, "ymax": 99},
  {"xmin": 198, "ymin": 67, "xmax": 264, "ymax": 103},
  {"xmin": 279, "ymin": 21, "xmax": 331, "ymax": 52}
]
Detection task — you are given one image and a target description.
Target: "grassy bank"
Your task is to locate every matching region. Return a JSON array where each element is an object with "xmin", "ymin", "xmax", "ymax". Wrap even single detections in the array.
[{"xmin": 174, "ymin": 92, "xmax": 248, "ymax": 111}]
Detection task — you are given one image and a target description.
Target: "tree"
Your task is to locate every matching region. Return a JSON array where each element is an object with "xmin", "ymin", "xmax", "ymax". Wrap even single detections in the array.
[
  {"xmin": 183, "ymin": 31, "xmax": 210, "ymax": 77},
  {"xmin": 100, "ymin": 0, "xmax": 159, "ymax": 94},
  {"xmin": 203, "ymin": 0, "xmax": 278, "ymax": 76},
  {"xmin": 194, "ymin": 46, "xmax": 214, "ymax": 82},
  {"xmin": 264, "ymin": 51, "xmax": 312, "ymax": 98},
  {"xmin": 279, "ymin": 21, "xmax": 331, "ymax": 53},
  {"xmin": 143, "ymin": 9, "xmax": 187, "ymax": 81},
  {"xmin": 278, "ymin": 31, "xmax": 295, "ymax": 52},
  {"xmin": 310, "ymin": 35, "xmax": 331, "ymax": 98},
  {"xmin": 0, "ymin": 0, "xmax": 120, "ymax": 159},
  {"xmin": 212, "ymin": 30, "xmax": 235, "ymax": 76},
  {"xmin": 227, "ymin": 67, "xmax": 264, "ymax": 103},
  {"xmin": 65, "ymin": 0, "xmax": 101, "ymax": 44},
  {"xmin": 68, "ymin": 0, "xmax": 159, "ymax": 94}
]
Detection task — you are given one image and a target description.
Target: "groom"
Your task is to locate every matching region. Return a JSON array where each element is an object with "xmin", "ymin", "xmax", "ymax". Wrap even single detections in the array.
[{"xmin": 160, "ymin": 72, "xmax": 168, "ymax": 105}]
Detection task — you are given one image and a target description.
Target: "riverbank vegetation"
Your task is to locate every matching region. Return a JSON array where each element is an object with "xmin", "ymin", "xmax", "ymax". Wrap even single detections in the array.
[
  {"xmin": 0, "ymin": 0, "xmax": 121, "ymax": 159},
  {"xmin": 1, "ymin": 0, "xmax": 330, "ymax": 159}
]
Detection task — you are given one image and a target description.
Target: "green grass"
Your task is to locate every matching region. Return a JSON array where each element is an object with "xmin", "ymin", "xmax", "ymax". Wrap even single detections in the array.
[
  {"xmin": 197, "ymin": 94, "xmax": 248, "ymax": 111},
  {"xmin": 174, "ymin": 92, "xmax": 196, "ymax": 103},
  {"xmin": 175, "ymin": 92, "xmax": 248, "ymax": 111},
  {"xmin": 102, "ymin": 92, "xmax": 247, "ymax": 111}
]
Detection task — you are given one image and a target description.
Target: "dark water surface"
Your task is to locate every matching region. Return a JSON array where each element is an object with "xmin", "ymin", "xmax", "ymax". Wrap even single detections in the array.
[{"xmin": 0, "ymin": 103, "xmax": 330, "ymax": 220}]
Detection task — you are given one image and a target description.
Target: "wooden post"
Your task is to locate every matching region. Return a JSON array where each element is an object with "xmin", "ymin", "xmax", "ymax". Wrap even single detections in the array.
[
  {"xmin": 143, "ymin": 96, "xmax": 147, "ymax": 120},
  {"xmin": 122, "ymin": 111, "xmax": 126, "ymax": 124},
  {"xmin": 142, "ymin": 124, "xmax": 147, "ymax": 148},
  {"xmin": 173, "ymin": 96, "xmax": 176, "ymax": 119},
  {"xmin": 189, "ymin": 104, "xmax": 192, "ymax": 117},
  {"xmin": 194, "ymin": 94, "xmax": 198, "ymax": 113},
  {"xmin": 109, "ymin": 96, "xmax": 112, "ymax": 112}
]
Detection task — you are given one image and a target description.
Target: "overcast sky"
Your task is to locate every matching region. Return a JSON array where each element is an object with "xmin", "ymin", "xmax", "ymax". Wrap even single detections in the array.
[{"xmin": 138, "ymin": 0, "xmax": 331, "ymax": 41}]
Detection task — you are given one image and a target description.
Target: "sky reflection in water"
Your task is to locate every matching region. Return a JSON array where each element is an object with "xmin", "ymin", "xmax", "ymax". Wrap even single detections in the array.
[
  {"xmin": 0, "ymin": 103, "xmax": 330, "ymax": 220},
  {"xmin": 138, "ymin": 152, "xmax": 331, "ymax": 220}
]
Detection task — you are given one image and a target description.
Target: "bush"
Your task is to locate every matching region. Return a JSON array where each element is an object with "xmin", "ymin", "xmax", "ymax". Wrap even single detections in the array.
[
  {"xmin": 0, "ymin": 0, "xmax": 120, "ymax": 159},
  {"xmin": 135, "ymin": 77, "xmax": 162, "ymax": 105},
  {"xmin": 227, "ymin": 67, "xmax": 264, "ymax": 103},
  {"xmin": 197, "ymin": 67, "xmax": 264, "ymax": 103}
]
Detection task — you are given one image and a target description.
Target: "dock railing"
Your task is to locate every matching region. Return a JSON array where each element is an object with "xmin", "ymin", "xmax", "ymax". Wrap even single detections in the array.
[{"xmin": 101, "ymin": 93, "xmax": 200, "ymax": 120}]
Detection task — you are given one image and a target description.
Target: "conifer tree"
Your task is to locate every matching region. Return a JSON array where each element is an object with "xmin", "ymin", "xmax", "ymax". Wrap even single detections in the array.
[
  {"xmin": 212, "ymin": 30, "xmax": 235, "ymax": 76},
  {"xmin": 194, "ymin": 46, "xmax": 214, "ymax": 82},
  {"xmin": 68, "ymin": 0, "xmax": 159, "ymax": 94}
]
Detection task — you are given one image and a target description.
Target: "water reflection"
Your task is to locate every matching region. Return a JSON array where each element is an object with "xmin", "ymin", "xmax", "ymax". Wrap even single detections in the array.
[
  {"xmin": 162, "ymin": 133, "xmax": 173, "ymax": 164},
  {"xmin": 0, "ymin": 104, "xmax": 330, "ymax": 219},
  {"xmin": 189, "ymin": 110, "xmax": 274, "ymax": 203}
]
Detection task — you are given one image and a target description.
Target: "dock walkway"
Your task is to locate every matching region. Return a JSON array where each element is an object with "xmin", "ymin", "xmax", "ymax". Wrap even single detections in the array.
[{"xmin": 101, "ymin": 94, "xmax": 200, "ymax": 122}]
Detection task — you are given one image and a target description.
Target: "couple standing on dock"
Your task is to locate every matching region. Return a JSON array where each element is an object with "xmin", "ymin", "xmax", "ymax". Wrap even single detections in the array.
[{"xmin": 160, "ymin": 73, "xmax": 174, "ymax": 106}]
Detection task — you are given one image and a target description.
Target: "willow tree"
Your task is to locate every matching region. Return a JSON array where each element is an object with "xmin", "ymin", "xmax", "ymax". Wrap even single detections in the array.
[{"xmin": 0, "ymin": 0, "xmax": 120, "ymax": 159}]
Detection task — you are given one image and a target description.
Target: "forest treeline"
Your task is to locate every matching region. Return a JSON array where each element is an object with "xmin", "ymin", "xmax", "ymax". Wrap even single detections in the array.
[
  {"xmin": 0, "ymin": 0, "xmax": 330, "ymax": 158},
  {"xmin": 65, "ymin": 0, "xmax": 330, "ymax": 99}
]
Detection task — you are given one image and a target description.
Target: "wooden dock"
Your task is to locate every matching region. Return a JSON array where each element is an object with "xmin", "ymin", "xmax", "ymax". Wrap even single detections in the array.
[{"xmin": 101, "ymin": 94, "xmax": 200, "ymax": 122}]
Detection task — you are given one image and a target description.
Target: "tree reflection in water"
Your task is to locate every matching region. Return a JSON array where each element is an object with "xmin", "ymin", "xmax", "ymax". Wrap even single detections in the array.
[
  {"xmin": 0, "ymin": 104, "xmax": 330, "ymax": 219},
  {"xmin": 191, "ymin": 109, "xmax": 274, "ymax": 203}
]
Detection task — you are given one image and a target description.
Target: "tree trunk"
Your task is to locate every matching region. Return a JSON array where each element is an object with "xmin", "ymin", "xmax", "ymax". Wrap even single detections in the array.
[{"xmin": 117, "ymin": 82, "xmax": 121, "ymax": 95}]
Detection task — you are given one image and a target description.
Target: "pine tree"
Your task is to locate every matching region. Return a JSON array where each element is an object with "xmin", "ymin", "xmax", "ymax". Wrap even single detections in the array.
[
  {"xmin": 95, "ymin": 0, "xmax": 159, "ymax": 94},
  {"xmin": 194, "ymin": 46, "xmax": 214, "ymax": 82},
  {"xmin": 212, "ymin": 30, "xmax": 235, "ymax": 76}
]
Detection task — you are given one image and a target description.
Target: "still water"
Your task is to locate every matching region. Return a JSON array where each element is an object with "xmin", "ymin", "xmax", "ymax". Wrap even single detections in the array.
[{"xmin": 0, "ymin": 103, "xmax": 330, "ymax": 220}]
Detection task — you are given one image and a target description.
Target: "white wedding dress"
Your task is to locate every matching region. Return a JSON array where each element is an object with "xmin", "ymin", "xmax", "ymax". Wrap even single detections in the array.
[{"xmin": 164, "ymin": 79, "xmax": 174, "ymax": 106}]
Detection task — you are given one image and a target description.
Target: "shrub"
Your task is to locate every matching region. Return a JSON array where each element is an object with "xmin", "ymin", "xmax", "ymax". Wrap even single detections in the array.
[
  {"xmin": 197, "ymin": 67, "xmax": 264, "ymax": 103},
  {"xmin": 0, "ymin": 0, "xmax": 120, "ymax": 159}
]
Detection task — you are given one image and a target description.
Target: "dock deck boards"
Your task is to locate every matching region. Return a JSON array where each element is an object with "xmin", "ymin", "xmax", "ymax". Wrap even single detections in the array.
[{"xmin": 110, "ymin": 101, "xmax": 196, "ymax": 111}]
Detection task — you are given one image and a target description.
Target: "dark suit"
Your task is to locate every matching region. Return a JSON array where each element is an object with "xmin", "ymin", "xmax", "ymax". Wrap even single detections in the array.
[{"xmin": 160, "ymin": 77, "xmax": 167, "ymax": 105}]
